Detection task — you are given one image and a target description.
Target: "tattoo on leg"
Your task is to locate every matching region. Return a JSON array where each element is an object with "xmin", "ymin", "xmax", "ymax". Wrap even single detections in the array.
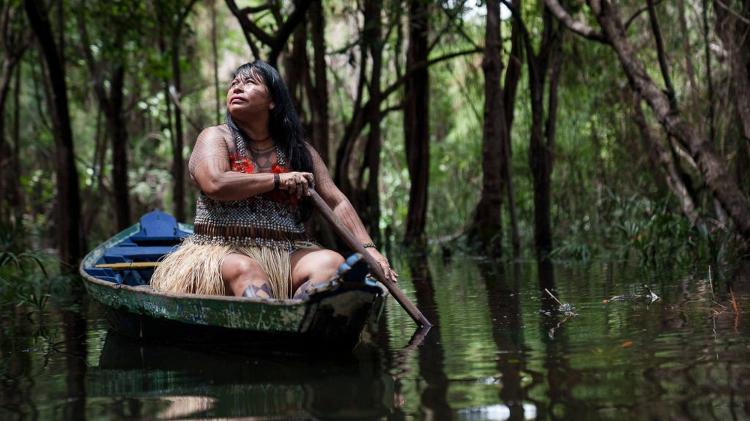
[
  {"xmin": 243, "ymin": 282, "xmax": 272, "ymax": 298},
  {"xmin": 251, "ymin": 283, "xmax": 273, "ymax": 298}
]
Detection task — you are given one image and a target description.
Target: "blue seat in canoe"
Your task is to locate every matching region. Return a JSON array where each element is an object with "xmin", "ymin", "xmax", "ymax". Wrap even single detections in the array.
[
  {"xmin": 103, "ymin": 245, "xmax": 177, "ymax": 261},
  {"xmin": 129, "ymin": 210, "xmax": 189, "ymax": 243}
]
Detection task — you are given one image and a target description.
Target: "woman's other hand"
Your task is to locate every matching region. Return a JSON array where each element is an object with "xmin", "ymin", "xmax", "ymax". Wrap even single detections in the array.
[
  {"xmin": 367, "ymin": 248, "xmax": 399, "ymax": 284},
  {"xmin": 278, "ymin": 172, "xmax": 314, "ymax": 198}
]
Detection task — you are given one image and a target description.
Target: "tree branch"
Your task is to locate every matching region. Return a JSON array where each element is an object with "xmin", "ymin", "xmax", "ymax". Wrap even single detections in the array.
[
  {"xmin": 646, "ymin": 0, "xmax": 677, "ymax": 111},
  {"xmin": 382, "ymin": 47, "xmax": 482, "ymax": 99},
  {"xmin": 268, "ymin": 0, "xmax": 312, "ymax": 64},
  {"xmin": 543, "ymin": 0, "xmax": 608, "ymax": 43}
]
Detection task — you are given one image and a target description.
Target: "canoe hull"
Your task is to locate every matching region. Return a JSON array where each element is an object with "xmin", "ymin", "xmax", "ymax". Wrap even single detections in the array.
[
  {"xmin": 80, "ymin": 211, "xmax": 387, "ymax": 351},
  {"xmin": 83, "ymin": 275, "xmax": 386, "ymax": 350}
]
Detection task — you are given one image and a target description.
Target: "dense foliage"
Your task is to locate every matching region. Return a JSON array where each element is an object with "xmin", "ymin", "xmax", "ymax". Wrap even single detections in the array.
[{"xmin": 1, "ymin": 0, "xmax": 749, "ymax": 275}]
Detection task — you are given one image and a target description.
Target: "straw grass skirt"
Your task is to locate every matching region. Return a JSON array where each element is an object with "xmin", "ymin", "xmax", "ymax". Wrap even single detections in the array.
[{"xmin": 150, "ymin": 237, "xmax": 315, "ymax": 299}]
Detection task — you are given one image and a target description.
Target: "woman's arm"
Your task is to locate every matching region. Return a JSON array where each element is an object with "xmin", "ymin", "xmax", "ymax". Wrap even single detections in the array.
[
  {"xmin": 307, "ymin": 144, "xmax": 399, "ymax": 282},
  {"xmin": 189, "ymin": 126, "xmax": 312, "ymax": 201}
]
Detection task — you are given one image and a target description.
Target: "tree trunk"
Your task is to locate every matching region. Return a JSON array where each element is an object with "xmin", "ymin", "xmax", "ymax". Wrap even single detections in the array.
[
  {"xmin": 11, "ymin": 62, "xmax": 23, "ymax": 223},
  {"xmin": 362, "ymin": 0, "xmax": 384, "ymax": 243},
  {"xmin": 77, "ymin": 15, "xmax": 131, "ymax": 230},
  {"xmin": 210, "ymin": 0, "xmax": 221, "ymax": 124},
  {"xmin": 504, "ymin": 0, "xmax": 523, "ymax": 257},
  {"xmin": 403, "ymin": 0, "xmax": 430, "ymax": 248},
  {"xmin": 284, "ymin": 23, "xmax": 308, "ymax": 119},
  {"xmin": 24, "ymin": 0, "xmax": 83, "ymax": 271},
  {"xmin": 523, "ymin": 8, "xmax": 562, "ymax": 261},
  {"xmin": 590, "ymin": 0, "xmax": 750, "ymax": 241},
  {"xmin": 539, "ymin": 36, "xmax": 562, "ymax": 260},
  {"xmin": 468, "ymin": 0, "xmax": 507, "ymax": 257},
  {"xmin": 0, "ymin": 3, "xmax": 28, "ymax": 225},
  {"xmin": 171, "ymin": 33, "xmax": 186, "ymax": 222},
  {"xmin": 677, "ymin": 0, "xmax": 697, "ymax": 92},
  {"xmin": 309, "ymin": 0, "xmax": 329, "ymax": 164},
  {"xmin": 107, "ymin": 65, "xmax": 131, "ymax": 230},
  {"xmin": 716, "ymin": 0, "xmax": 750, "ymax": 195},
  {"xmin": 0, "ymin": 61, "xmax": 14, "ymax": 223},
  {"xmin": 631, "ymin": 94, "xmax": 702, "ymax": 225}
]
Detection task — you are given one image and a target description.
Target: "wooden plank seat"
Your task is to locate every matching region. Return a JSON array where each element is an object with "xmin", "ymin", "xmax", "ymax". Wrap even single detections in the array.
[{"xmin": 102, "ymin": 245, "xmax": 177, "ymax": 262}]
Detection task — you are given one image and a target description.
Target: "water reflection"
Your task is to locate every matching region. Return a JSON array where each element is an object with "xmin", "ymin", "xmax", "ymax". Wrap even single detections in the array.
[
  {"xmin": 409, "ymin": 258, "xmax": 452, "ymax": 418},
  {"xmin": 1, "ymin": 258, "xmax": 749, "ymax": 419},
  {"xmin": 91, "ymin": 331, "xmax": 394, "ymax": 419},
  {"xmin": 478, "ymin": 261, "xmax": 526, "ymax": 421}
]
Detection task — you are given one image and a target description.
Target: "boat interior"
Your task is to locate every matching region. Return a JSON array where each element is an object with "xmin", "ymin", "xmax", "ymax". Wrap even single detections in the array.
[{"xmin": 84, "ymin": 211, "xmax": 191, "ymax": 286}]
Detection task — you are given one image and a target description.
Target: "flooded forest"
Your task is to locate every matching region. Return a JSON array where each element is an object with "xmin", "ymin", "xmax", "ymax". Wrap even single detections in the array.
[{"xmin": 1, "ymin": 0, "xmax": 750, "ymax": 419}]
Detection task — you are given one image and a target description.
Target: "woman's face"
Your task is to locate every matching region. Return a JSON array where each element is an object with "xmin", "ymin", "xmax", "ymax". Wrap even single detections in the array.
[{"xmin": 226, "ymin": 70, "xmax": 274, "ymax": 115}]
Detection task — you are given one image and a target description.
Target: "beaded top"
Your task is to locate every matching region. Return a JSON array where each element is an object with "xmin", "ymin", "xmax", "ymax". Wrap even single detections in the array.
[{"xmin": 192, "ymin": 136, "xmax": 309, "ymax": 250}]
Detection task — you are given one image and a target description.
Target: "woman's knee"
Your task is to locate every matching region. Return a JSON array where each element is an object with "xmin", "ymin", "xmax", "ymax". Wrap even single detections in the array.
[
  {"xmin": 221, "ymin": 254, "xmax": 266, "ymax": 282},
  {"xmin": 314, "ymin": 250, "xmax": 345, "ymax": 277}
]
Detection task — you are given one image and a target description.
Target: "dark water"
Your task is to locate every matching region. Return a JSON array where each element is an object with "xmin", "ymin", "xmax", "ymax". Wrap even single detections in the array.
[{"xmin": 2, "ymin": 256, "xmax": 749, "ymax": 420}]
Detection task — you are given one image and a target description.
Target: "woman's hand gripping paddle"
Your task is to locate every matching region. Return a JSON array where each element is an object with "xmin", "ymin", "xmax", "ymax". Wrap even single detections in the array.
[{"xmin": 308, "ymin": 189, "xmax": 432, "ymax": 328}]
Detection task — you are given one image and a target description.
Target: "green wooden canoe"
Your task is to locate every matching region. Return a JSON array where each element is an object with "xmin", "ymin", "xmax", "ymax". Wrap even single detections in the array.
[{"xmin": 79, "ymin": 210, "xmax": 387, "ymax": 350}]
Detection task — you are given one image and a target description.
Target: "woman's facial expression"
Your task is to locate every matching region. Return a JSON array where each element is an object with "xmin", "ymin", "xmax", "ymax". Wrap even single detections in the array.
[{"xmin": 226, "ymin": 71, "xmax": 274, "ymax": 115}]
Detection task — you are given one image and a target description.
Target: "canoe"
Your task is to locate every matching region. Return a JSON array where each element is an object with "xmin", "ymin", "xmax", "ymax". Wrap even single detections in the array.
[{"xmin": 79, "ymin": 210, "xmax": 388, "ymax": 351}]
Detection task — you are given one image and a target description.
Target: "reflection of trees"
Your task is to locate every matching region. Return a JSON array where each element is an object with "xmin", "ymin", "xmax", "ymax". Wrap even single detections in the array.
[
  {"xmin": 0, "ymin": 305, "xmax": 36, "ymax": 418},
  {"xmin": 478, "ymin": 261, "xmax": 525, "ymax": 421},
  {"xmin": 408, "ymin": 258, "xmax": 452, "ymax": 418},
  {"xmin": 95, "ymin": 331, "xmax": 392, "ymax": 418},
  {"xmin": 537, "ymin": 260, "xmax": 583, "ymax": 419},
  {"xmin": 62, "ymin": 290, "xmax": 88, "ymax": 420}
]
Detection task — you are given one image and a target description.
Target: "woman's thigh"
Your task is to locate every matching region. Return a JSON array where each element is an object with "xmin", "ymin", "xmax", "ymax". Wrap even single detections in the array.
[{"xmin": 290, "ymin": 247, "xmax": 344, "ymax": 290}]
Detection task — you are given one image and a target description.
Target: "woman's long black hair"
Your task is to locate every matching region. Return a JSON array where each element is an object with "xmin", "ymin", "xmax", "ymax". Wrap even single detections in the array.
[{"xmin": 226, "ymin": 60, "xmax": 314, "ymax": 220}]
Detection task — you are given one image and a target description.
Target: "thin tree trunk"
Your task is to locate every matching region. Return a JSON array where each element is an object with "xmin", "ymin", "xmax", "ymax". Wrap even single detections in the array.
[
  {"xmin": 171, "ymin": 32, "xmax": 186, "ymax": 222},
  {"xmin": 167, "ymin": 1, "xmax": 197, "ymax": 223},
  {"xmin": 677, "ymin": 0, "xmax": 697, "ymax": 92},
  {"xmin": 362, "ymin": 0, "xmax": 383, "ymax": 243},
  {"xmin": 0, "ymin": 61, "xmax": 13, "ymax": 223},
  {"xmin": 524, "ymin": 8, "xmax": 562, "ymax": 261},
  {"xmin": 468, "ymin": 0, "xmax": 507, "ymax": 257},
  {"xmin": 334, "ymin": 2, "xmax": 370, "ymax": 197},
  {"xmin": 77, "ymin": 16, "xmax": 131, "ymax": 230},
  {"xmin": 590, "ymin": 0, "xmax": 750, "ymax": 241},
  {"xmin": 210, "ymin": 0, "xmax": 220, "ymax": 124},
  {"xmin": 404, "ymin": 0, "xmax": 430, "ymax": 247},
  {"xmin": 108, "ymin": 65, "xmax": 130, "ymax": 230},
  {"xmin": 714, "ymin": 0, "xmax": 750, "ymax": 189},
  {"xmin": 702, "ymin": 0, "xmax": 715, "ymax": 143},
  {"xmin": 309, "ymin": 0, "xmax": 329, "ymax": 164},
  {"xmin": 0, "ymin": 2, "xmax": 28, "ymax": 225},
  {"xmin": 11, "ymin": 61, "xmax": 23, "ymax": 223},
  {"xmin": 24, "ymin": 0, "xmax": 83, "ymax": 271},
  {"xmin": 504, "ymin": 0, "xmax": 523, "ymax": 257}
]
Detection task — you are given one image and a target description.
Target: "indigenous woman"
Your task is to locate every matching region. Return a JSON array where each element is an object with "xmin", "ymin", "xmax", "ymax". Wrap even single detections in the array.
[{"xmin": 151, "ymin": 60, "xmax": 397, "ymax": 299}]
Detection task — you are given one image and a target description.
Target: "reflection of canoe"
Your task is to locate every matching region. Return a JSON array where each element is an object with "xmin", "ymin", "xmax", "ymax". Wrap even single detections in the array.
[
  {"xmin": 79, "ymin": 210, "xmax": 387, "ymax": 350},
  {"xmin": 88, "ymin": 331, "xmax": 394, "ymax": 419}
]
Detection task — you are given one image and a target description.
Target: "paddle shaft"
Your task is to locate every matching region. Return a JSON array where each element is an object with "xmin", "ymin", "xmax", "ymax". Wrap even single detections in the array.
[
  {"xmin": 95, "ymin": 262, "xmax": 159, "ymax": 269},
  {"xmin": 309, "ymin": 190, "xmax": 432, "ymax": 328}
]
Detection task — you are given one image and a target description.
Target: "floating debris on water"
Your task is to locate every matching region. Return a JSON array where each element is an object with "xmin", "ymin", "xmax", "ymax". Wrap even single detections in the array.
[
  {"xmin": 603, "ymin": 284, "xmax": 660, "ymax": 304},
  {"xmin": 542, "ymin": 288, "xmax": 577, "ymax": 317}
]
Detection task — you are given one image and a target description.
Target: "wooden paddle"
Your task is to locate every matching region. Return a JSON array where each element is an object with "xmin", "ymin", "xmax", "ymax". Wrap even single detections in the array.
[
  {"xmin": 309, "ymin": 189, "xmax": 432, "ymax": 328},
  {"xmin": 95, "ymin": 262, "xmax": 159, "ymax": 269}
]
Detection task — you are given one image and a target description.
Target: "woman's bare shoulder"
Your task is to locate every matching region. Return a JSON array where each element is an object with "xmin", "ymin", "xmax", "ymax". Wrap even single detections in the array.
[{"xmin": 199, "ymin": 124, "xmax": 230, "ymax": 141}]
